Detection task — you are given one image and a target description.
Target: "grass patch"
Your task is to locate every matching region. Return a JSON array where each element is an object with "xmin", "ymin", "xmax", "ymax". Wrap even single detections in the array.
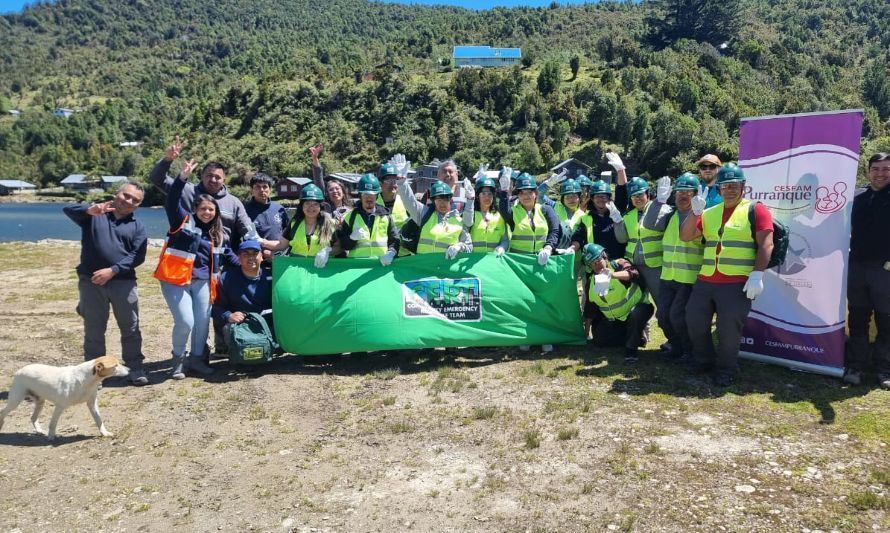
[
  {"xmin": 847, "ymin": 490, "xmax": 888, "ymax": 511},
  {"xmin": 557, "ymin": 427, "xmax": 579, "ymax": 441},
  {"xmin": 248, "ymin": 404, "xmax": 266, "ymax": 420},
  {"xmin": 523, "ymin": 429, "xmax": 541, "ymax": 449},
  {"xmin": 388, "ymin": 421, "xmax": 414, "ymax": 434},
  {"xmin": 472, "ymin": 406, "xmax": 497, "ymax": 420},
  {"xmin": 371, "ymin": 367, "xmax": 400, "ymax": 380},
  {"xmin": 429, "ymin": 367, "xmax": 471, "ymax": 394},
  {"xmin": 840, "ymin": 412, "xmax": 890, "ymax": 443},
  {"xmin": 381, "ymin": 396, "xmax": 396, "ymax": 406}
]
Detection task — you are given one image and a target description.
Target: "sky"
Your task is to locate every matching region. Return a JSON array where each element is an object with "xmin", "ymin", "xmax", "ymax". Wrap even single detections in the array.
[{"xmin": 0, "ymin": 0, "xmax": 600, "ymax": 15}]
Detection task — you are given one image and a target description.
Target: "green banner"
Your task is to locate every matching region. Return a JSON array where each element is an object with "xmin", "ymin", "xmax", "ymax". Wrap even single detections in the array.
[{"xmin": 272, "ymin": 253, "xmax": 585, "ymax": 355}]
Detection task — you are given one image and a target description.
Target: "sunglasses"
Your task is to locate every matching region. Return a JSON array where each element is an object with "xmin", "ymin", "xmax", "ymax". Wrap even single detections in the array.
[{"xmin": 699, "ymin": 164, "xmax": 718, "ymax": 170}]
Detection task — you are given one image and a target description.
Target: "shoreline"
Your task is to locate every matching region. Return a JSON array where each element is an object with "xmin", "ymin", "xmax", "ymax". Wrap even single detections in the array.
[{"xmin": 1, "ymin": 238, "xmax": 165, "ymax": 247}]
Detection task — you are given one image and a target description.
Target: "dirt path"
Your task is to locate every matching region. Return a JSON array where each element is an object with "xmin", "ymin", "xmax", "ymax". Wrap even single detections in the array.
[{"xmin": 0, "ymin": 242, "xmax": 887, "ymax": 532}]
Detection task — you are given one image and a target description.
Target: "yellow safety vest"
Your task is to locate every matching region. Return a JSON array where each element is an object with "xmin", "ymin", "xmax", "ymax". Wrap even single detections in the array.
[
  {"xmin": 661, "ymin": 212, "xmax": 704, "ymax": 284},
  {"xmin": 554, "ymin": 202, "xmax": 584, "ymax": 231},
  {"xmin": 349, "ymin": 211, "xmax": 390, "ymax": 258},
  {"xmin": 417, "ymin": 211, "xmax": 463, "ymax": 254},
  {"xmin": 377, "ymin": 195, "xmax": 409, "ymax": 229},
  {"xmin": 510, "ymin": 204, "xmax": 548, "ymax": 253},
  {"xmin": 700, "ymin": 199, "xmax": 757, "ymax": 277},
  {"xmin": 288, "ymin": 219, "xmax": 321, "ymax": 257},
  {"xmin": 624, "ymin": 202, "xmax": 664, "ymax": 268},
  {"xmin": 589, "ymin": 277, "xmax": 645, "ymax": 321},
  {"xmin": 469, "ymin": 211, "xmax": 506, "ymax": 253}
]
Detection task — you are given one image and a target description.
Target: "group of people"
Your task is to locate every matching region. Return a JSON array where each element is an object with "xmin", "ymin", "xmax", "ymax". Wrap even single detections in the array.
[{"xmin": 64, "ymin": 137, "xmax": 890, "ymax": 390}]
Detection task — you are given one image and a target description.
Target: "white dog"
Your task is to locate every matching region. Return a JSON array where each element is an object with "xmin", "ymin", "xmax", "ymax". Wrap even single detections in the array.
[{"xmin": 0, "ymin": 356, "xmax": 129, "ymax": 441}]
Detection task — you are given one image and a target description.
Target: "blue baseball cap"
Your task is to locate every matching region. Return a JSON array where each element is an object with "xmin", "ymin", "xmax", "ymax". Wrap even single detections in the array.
[{"xmin": 238, "ymin": 239, "xmax": 262, "ymax": 253}]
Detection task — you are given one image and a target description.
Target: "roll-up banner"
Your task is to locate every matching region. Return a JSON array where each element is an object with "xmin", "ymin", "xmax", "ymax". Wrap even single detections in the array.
[{"xmin": 738, "ymin": 109, "xmax": 864, "ymax": 376}]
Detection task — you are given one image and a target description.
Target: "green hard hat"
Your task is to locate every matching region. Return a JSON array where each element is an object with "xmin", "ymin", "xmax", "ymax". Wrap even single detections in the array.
[
  {"xmin": 357, "ymin": 173, "xmax": 381, "ymax": 194},
  {"xmin": 577, "ymin": 175, "xmax": 594, "ymax": 189},
  {"xmin": 475, "ymin": 176, "xmax": 497, "ymax": 192},
  {"xmin": 511, "ymin": 169, "xmax": 521, "ymax": 180},
  {"xmin": 300, "ymin": 184, "xmax": 325, "ymax": 202},
  {"xmin": 582, "ymin": 243, "xmax": 605, "ymax": 264},
  {"xmin": 716, "ymin": 163, "xmax": 745, "ymax": 185},
  {"xmin": 590, "ymin": 179, "xmax": 612, "ymax": 196},
  {"xmin": 674, "ymin": 172, "xmax": 701, "ymax": 191},
  {"xmin": 378, "ymin": 163, "xmax": 398, "ymax": 177},
  {"xmin": 560, "ymin": 178, "xmax": 581, "ymax": 195},
  {"xmin": 430, "ymin": 180, "xmax": 453, "ymax": 198},
  {"xmin": 627, "ymin": 176, "xmax": 650, "ymax": 197},
  {"xmin": 513, "ymin": 173, "xmax": 537, "ymax": 191}
]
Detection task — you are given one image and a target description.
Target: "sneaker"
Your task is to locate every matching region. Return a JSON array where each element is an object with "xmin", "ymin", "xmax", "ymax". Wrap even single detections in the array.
[
  {"xmin": 170, "ymin": 356, "xmax": 185, "ymax": 380},
  {"xmin": 842, "ymin": 369, "xmax": 863, "ymax": 386},
  {"xmin": 541, "ymin": 344, "xmax": 554, "ymax": 353},
  {"xmin": 128, "ymin": 369, "xmax": 149, "ymax": 386},
  {"xmin": 624, "ymin": 347, "xmax": 639, "ymax": 364},
  {"xmin": 713, "ymin": 373, "xmax": 735, "ymax": 388},
  {"xmin": 878, "ymin": 373, "xmax": 890, "ymax": 391},
  {"xmin": 519, "ymin": 345, "xmax": 530, "ymax": 351},
  {"xmin": 659, "ymin": 342, "xmax": 673, "ymax": 354},
  {"xmin": 185, "ymin": 354, "xmax": 214, "ymax": 376}
]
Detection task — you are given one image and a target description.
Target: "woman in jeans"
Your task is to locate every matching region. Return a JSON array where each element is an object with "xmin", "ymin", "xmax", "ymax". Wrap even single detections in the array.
[{"xmin": 157, "ymin": 158, "xmax": 226, "ymax": 379}]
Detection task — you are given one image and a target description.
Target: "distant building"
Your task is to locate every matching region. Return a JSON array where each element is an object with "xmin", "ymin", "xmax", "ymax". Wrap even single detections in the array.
[
  {"xmin": 453, "ymin": 46, "xmax": 522, "ymax": 68},
  {"xmin": 0, "ymin": 180, "xmax": 36, "ymax": 195},
  {"xmin": 118, "ymin": 141, "xmax": 142, "ymax": 148},
  {"xmin": 277, "ymin": 177, "xmax": 312, "ymax": 200},
  {"xmin": 8, "ymin": 110, "xmax": 21, "ymax": 117},
  {"xmin": 60, "ymin": 174, "xmax": 128, "ymax": 192},
  {"xmin": 550, "ymin": 158, "xmax": 592, "ymax": 179},
  {"xmin": 53, "ymin": 108, "xmax": 75, "ymax": 118}
]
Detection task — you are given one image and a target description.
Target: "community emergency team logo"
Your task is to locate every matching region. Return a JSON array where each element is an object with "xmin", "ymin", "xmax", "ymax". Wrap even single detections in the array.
[{"xmin": 403, "ymin": 278, "xmax": 482, "ymax": 321}]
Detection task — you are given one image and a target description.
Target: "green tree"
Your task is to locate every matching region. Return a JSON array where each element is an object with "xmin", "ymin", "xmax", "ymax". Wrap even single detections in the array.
[
  {"xmin": 537, "ymin": 61, "xmax": 561, "ymax": 96},
  {"xmin": 570, "ymin": 55, "xmax": 581, "ymax": 81},
  {"xmin": 647, "ymin": 0, "xmax": 741, "ymax": 49},
  {"xmin": 863, "ymin": 59, "xmax": 890, "ymax": 120}
]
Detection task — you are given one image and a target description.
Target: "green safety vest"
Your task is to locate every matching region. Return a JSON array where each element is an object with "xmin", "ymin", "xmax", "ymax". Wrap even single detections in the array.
[
  {"xmin": 661, "ymin": 212, "xmax": 704, "ymax": 284},
  {"xmin": 589, "ymin": 277, "xmax": 645, "ymax": 322},
  {"xmin": 417, "ymin": 211, "xmax": 463, "ymax": 254},
  {"xmin": 510, "ymin": 204, "xmax": 548, "ymax": 253},
  {"xmin": 377, "ymin": 194, "xmax": 409, "ymax": 229},
  {"xmin": 288, "ymin": 219, "xmax": 321, "ymax": 257},
  {"xmin": 554, "ymin": 203, "xmax": 584, "ymax": 231},
  {"xmin": 469, "ymin": 211, "xmax": 506, "ymax": 253},
  {"xmin": 348, "ymin": 211, "xmax": 390, "ymax": 258},
  {"xmin": 700, "ymin": 199, "xmax": 757, "ymax": 277},
  {"xmin": 624, "ymin": 202, "xmax": 664, "ymax": 268}
]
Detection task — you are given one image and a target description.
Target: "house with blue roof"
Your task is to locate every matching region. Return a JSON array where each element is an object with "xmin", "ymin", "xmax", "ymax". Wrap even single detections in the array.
[{"xmin": 453, "ymin": 46, "xmax": 522, "ymax": 68}]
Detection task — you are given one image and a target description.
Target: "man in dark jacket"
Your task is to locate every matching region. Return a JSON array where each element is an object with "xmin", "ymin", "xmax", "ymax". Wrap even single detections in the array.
[
  {"xmin": 212, "ymin": 240, "xmax": 276, "ymax": 353},
  {"xmin": 64, "ymin": 182, "xmax": 149, "ymax": 385}
]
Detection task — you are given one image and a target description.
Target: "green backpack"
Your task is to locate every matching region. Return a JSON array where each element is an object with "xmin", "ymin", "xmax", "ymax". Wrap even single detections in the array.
[{"xmin": 228, "ymin": 313, "xmax": 277, "ymax": 365}]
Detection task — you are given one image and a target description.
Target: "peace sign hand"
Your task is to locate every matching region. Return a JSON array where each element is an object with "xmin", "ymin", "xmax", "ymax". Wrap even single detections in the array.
[
  {"xmin": 164, "ymin": 136, "xmax": 186, "ymax": 162},
  {"xmin": 179, "ymin": 158, "xmax": 198, "ymax": 181}
]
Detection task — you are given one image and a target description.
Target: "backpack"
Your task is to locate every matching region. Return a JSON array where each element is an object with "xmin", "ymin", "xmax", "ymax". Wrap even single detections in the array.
[
  {"xmin": 397, "ymin": 208, "xmax": 436, "ymax": 254},
  {"xmin": 228, "ymin": 312, "xmax": 277, "ymax": 365},
  {"xmin": 748, "ymin": 202, "xmax": 788, "ymax": 270}
]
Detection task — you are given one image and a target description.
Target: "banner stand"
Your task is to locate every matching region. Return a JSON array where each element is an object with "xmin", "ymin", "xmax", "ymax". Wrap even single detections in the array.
[{"xmin": 740, "ymin": 351, "xmax": 844, "ymax": 378}]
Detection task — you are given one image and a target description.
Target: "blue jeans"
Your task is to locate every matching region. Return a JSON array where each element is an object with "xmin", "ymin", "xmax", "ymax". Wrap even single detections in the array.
[{"xmin": 160, "ymin": 279, "xmax": 211, "ymax": 358}]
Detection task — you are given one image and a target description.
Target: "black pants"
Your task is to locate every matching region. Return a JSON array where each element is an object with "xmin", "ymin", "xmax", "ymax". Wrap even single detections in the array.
[
  {"xmin": 686, "ymin": 280, "xmax": 751, "ymax": 377},
  {"xmin": 657, "ymin": 280, "xmax": 694, "ymax": 357},
  {"xmin": 847, "ymin": 260, "xmax": 890, "ymax": 374},
  {"xmin": 591, "ymin": 302, "xmax": 654, "ymax": 350}
]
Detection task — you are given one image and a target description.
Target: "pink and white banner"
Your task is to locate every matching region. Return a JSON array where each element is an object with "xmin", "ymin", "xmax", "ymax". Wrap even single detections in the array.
[{"xmin": 737, "ymin": 109, "xmax": 863, "ymax": 376}]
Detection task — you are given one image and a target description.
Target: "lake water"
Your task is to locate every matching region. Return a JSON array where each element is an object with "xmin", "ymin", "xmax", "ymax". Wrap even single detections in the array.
[{"xmin": 0, "ymin": 202, "xmax": 171, "ymax": 242}]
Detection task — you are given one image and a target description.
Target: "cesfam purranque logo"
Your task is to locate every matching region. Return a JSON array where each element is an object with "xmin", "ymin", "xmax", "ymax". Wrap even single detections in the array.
[{"xmin": 402, "ymin": 278, "xmax": 482, "ymax": 321}]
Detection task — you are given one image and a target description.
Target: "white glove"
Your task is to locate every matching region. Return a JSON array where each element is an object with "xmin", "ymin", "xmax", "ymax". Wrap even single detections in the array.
[
  {"xmin": 606, "ymin": 152, "xmax": 625, "ymax": 171},
  {"xmin": 499, "ymin": 166, "xmax": 512, "ymax": 192},
  {"xmin": 555, "ymin": 247, "xmax": 575, "ymax": 255},
  {"xmin": 593, "ymin": 271, "xmax": 612, "ymax": 297},
  {"xmin": 656, "ymin": 176, "xmax": 672, "ymax": 203},
  {"xmin": 473, "ymin": 163, "xmax": 488, "ymax": 181},
  {"xmin": 743, "ymin": 271, "xmax": 764, "ymax": 300},
  {"xmin": 445, "ymin": 243, "xmax": 461, "ymax": 260},
  {"xmin": 389, "ymin": 153, "xmax": 410, "ymax": 177},
  {"xmin": 464, "ymin": 178, "xmax": 475, "ymax": 202},
  {"xmin": 545, "ymin": 168, "xmax": 569, "ymax": 187},
  {"xmin": 494, "ymin": 246, "xmax": 505, "ymax": 257},
  {"xmin": 607, "ymin": 201, "xmax": 623, "ymax": 223},
  {"xmin": 350, "ymin": 226, "xmax": 369, "ymax": 241},
  {"xmin": 537, "ymin": 246, "xmax": 552, "ymax": 266},
  {"xmin": 313, "ymin": 247, "xmax": 331, "ymax": 268},
  {"xmin": 691, "ymin": 184, "xmax": 707, "ymax": 216},
  {"xmin": 379, "ymin": 250, "xmax": 396, "ymax": 266}
]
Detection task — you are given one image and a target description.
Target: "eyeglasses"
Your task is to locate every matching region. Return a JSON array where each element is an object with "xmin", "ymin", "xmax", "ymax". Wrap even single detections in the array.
[{"xmin": 699, "ymin": 164, "xmax": 718, "ymax": 170}]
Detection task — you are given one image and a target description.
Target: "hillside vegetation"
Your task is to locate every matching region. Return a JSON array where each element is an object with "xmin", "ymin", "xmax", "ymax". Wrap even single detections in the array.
[{"xmin": 0, "ymin": 0, "xmax": 889, "ymax": 198}]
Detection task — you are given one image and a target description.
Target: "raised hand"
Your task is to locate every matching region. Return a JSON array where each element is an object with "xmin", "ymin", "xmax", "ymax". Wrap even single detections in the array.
[
  {"xmin": 656, "ymin": 176, "xmax": 672, "ymax": 203},
  {"xmin": 606, "ymin": 152, "xmax": 625, "ymax": 171},
  {"xmin": 691, "ymin": 184, "xmax": 707, "ymax": 216},
  {"xmin": 473, "ymin": 163, "xmax": 489, "ymax": 181},
  {"xmin": 464, "ymin": 178, "xmax": 475, "ymax": 202},
  {"xmin": 606, "ymin": 201, "xmax": 623, "ymax": 223},
  {"xmin": 309, "ymin": 143, "xmax": 323, "ymax": 165},
  {"xmin": 179, "ymin": 158, "xmax": 198, "ymax": 180},
  {"xmin": 546, "ymin": 168, "xmax": 569, "ymax": 187},
  {"xmin": 164, "ymin": 136, "xmax": 186, "ymax": 162},
  {"xmin": 498, "ymin": 166, "xmax": 513, "ymax": 192},
  {"xmin": 86, "ymin": 201, "xmax": 115, "ymax": 216}
]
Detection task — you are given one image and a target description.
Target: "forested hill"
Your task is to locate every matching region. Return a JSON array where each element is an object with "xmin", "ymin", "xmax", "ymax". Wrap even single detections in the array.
[{"xmin": 1, "ymin": 0, "xmax": 889, "ymax": 196}]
